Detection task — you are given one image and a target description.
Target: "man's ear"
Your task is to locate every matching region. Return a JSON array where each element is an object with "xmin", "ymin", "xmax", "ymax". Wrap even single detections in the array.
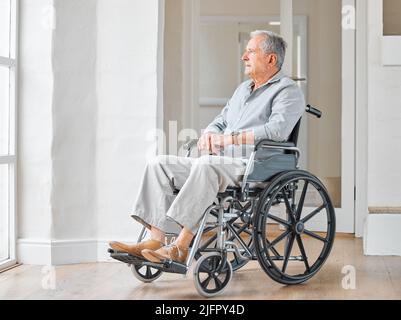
[{"xmin": 268, "ymin": 53, "xmax": 278, "ymax": 66}]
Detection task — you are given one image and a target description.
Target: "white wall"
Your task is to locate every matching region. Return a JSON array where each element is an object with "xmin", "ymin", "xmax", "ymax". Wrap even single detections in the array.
[
  {"xmin": 51, "ymin": 0, "xmax": 98, "ymax": 241},
  {"xmin": 18, "ymin": 0, "xmax": 100, "ymax": 264},
  {"xmin": 18, "ymin": 0, "xmax": 163, "ymax": 265},
  {"xmin": 96, "ymin": 0, "xmax": 162, "ymax": 253},
  {"xmin": 18, "ymin": 0, "xmax": 54, "ymax": 264},
  {"xmin": 367, "ymin": 1, "xmax": 401, "ymax": 207},
  {"xmin": 363, "ymin": 0, "xmax": 401, "ymax": 255}
]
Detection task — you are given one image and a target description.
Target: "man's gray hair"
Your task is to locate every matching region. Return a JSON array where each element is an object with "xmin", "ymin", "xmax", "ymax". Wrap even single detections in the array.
[{"xmin": 250, "ymin": 30, "xmax": 287, "ymax": 69}]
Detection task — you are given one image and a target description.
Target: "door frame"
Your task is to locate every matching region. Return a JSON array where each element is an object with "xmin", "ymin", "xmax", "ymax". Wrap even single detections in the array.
[
  {"xmin": 334, "ymin": 0, "xmax": 356, "ymax": 234},
  {"xmin": 0, "ymin": 0, "xmax": 19, "ymax": 271},
  {"xmin": 355, "ymin": 0, "xmax": 369, "ymax": 238}
]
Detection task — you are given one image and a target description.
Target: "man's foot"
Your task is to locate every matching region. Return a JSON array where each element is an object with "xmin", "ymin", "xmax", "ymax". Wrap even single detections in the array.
[
  {"xmin": 141, "ymin": 244, "xmax": 189, "ymax": 264},
  {"xmin": 109, "ymin": 239, "xmax": 164, "ymax": 258}
]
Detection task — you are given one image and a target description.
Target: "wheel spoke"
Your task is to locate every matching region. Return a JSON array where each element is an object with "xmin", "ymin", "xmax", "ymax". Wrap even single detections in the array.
[
  {"xmin": 304, "ymin": 230, "xmax": 328, "ymax": 243},
  {"xmin": 213, "ymin": 257, "xmax": 218, "ymax": 270},
  {"xmin": 214, "ymin": 276, "xmax": 223, "ymax": 289},
  {"xmin": 244, "ymin": 229, "xmax": 253, "ymax": 236},
  {"xmin": 301, "ymin": 204, "xmax": 325, "ymax": 223},
  {"xmin": 264, "ymin": 238, "xmax": 281, "ymax": 258},
  {"xmin": 296, "ymin": 235, "xmax": 310, "ymax": 272},
  {"xmin": 233, "ymin": 222, "xmax": 252, "ymax": 236},
  {"xmin": 237, "ymin": 201, "xmax": 252, "ymax": 212},
  {"xmin": 282, "ymin": 191, "xmax": 296, "ymax": 223},
  {"xmin": 266, "ymin": 213, "xmax": 292, "ymax": 228},
  {"xmin": 201, "ymin": 275, "xmax": 213, "ymax": 288},
  {"xmin": 267, "ymin": 229, "xmax": 291, "ymax": 249},
  {"xmin": 282, "ymin": 233, "xmax": 296, "ymax": 273},
  {"xmin": 199, "ymin": 263, "xmax": 211, "ymax": 273},
  {"xmin": 296, "ymin": 181, "xmax": 309, "ymax": 221},
  {"xmin": 228, "ymin": 223, "xmax": 247, "ymax": 242}
]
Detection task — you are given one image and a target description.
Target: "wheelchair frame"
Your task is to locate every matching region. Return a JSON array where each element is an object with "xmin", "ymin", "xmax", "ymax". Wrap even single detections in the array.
[{"xmin": 109, "ymin": 105, "xmax": 336, "ymax": 297}]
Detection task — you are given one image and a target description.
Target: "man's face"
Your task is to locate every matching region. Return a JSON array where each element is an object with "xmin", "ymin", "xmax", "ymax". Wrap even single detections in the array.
[{"xmin": 242, "ymin": 35, "xmax": 276, "ymax": 79}]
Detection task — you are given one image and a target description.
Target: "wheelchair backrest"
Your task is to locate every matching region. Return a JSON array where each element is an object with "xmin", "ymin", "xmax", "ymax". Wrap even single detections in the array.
[
  {"xmin": 288, "ymin": 104, "xmax": 322, "ymax": 147},
  {"xmin": 288, "ymin": 119, "xmax": 301, "ymax": 147}
]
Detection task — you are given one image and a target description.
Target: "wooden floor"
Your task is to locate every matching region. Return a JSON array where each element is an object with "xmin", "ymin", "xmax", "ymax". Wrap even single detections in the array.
[{"xmin": 1, "ymin": 234, "xmax": 401, "ymax": 300}]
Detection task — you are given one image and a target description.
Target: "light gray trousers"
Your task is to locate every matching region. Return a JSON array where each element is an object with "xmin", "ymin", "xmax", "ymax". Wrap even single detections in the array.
[{"xmin": 132, "ymin": 155, "xmax": 247, "ymax": 234}]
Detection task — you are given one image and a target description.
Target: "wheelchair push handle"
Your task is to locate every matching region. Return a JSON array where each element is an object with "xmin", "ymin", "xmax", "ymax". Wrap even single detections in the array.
[{"xmin": 306, "ymin": 105, "xmax": 322, "ymax": 118}]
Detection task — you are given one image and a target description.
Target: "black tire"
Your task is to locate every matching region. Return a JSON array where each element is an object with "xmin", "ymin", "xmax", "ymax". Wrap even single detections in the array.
[
  {"xmin": 253, "ymin": 170, "xmax": 336, "ymax": 285},
  {"xmin": 194, "ymin": 253, "xmax": 233, "ymax": 297},
  {"xmin": 131, "ymin": 264, "xmax": 163, "ymax": 283}
]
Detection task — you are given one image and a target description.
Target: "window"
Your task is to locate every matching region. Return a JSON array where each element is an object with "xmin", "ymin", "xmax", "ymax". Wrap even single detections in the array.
[{"xmin": 0, "ymin": 0, "xmax": 17, "ymax": 271}]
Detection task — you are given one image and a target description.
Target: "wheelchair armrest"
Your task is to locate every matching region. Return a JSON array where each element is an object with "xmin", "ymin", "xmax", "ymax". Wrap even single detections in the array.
[
  {"xmin": 183, "ymin": 139, "xmax": 199, "ymax": 151},
  {"xmin": 254, "ymin": 139, "xmax": 296, "ymax": 151},
  {"xmin": 182, "ymin": 139, "xmax": 199, "ymax": 157}
]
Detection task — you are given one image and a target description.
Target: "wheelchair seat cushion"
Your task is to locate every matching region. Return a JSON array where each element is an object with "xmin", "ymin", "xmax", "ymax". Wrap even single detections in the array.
[{"xmin": 247, "ymin": 153, "xmax": 297, "ymax": 182}]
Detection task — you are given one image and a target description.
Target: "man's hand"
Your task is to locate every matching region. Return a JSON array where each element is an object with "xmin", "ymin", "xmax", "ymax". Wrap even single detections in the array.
[
  {"xmin": 198, "ymin": 131, "xmax": 253, "ymax": 154},
  {"xmin": 198, "ymin": 133, "xmax": 228, "ymax": 155},
  {"xmin": 198, "ymin": 132, "xmax": 213, "ymax": 153},
  {"xmin": 210, "ymin": 134, "xmax": 226, "ymax": 155}
]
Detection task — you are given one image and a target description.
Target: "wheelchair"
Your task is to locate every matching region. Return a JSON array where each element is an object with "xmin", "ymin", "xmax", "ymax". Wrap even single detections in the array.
[{"xmin": 109, "ymin": 105, "xmax": 336, "ymax": 297}]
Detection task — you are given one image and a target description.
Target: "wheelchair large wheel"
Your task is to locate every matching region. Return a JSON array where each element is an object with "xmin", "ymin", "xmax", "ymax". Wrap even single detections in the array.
[
  {"xmin": 194, "ymin": 252, "xmax": 233, "ymax": 298},
  {"xmin": 254, "ymin": 170, "xmax": 336, "ymax": 285},
  {"xmin": 131, "ymin": 264, "xmax": 163, "ymax": 283}
]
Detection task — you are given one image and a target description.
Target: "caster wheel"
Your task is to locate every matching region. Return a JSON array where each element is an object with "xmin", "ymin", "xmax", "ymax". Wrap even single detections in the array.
[
  {"xmin": 131, "ymin": 264, "xmax": 163, "ymax": 283},
  {"xmin": 193, "ymin": 253, "xmax": 232, "ymax": 297}
]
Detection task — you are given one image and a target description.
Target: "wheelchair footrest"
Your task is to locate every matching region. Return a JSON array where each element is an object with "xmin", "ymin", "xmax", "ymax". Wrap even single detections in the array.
[
  {"xmin": 144, "ymin": 260, "xmax": 188, "ymax": 275},
  {"xmin": 109, "ymin": 250, "xmax": 146, "ymax": 265},
  {"xmin": 109, "ymin": 249, "xmax": 188, "ymax": 275}
]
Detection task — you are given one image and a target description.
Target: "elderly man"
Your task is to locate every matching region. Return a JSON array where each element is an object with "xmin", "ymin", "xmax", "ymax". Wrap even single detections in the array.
[{"xmin": 109, "ymin": 30, "xmax": 305, "ymax": 264}]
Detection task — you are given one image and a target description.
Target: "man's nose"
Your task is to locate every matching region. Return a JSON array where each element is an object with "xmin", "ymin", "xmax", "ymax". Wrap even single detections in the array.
[{"xmin": 242, "ymin": 53, "xmax": 248, "ymax": 61}]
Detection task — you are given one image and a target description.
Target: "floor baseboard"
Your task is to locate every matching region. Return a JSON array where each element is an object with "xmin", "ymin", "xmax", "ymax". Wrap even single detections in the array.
[{"xmin": 17, "ymin": 238, "xmax": 138, "ymax": 265}]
